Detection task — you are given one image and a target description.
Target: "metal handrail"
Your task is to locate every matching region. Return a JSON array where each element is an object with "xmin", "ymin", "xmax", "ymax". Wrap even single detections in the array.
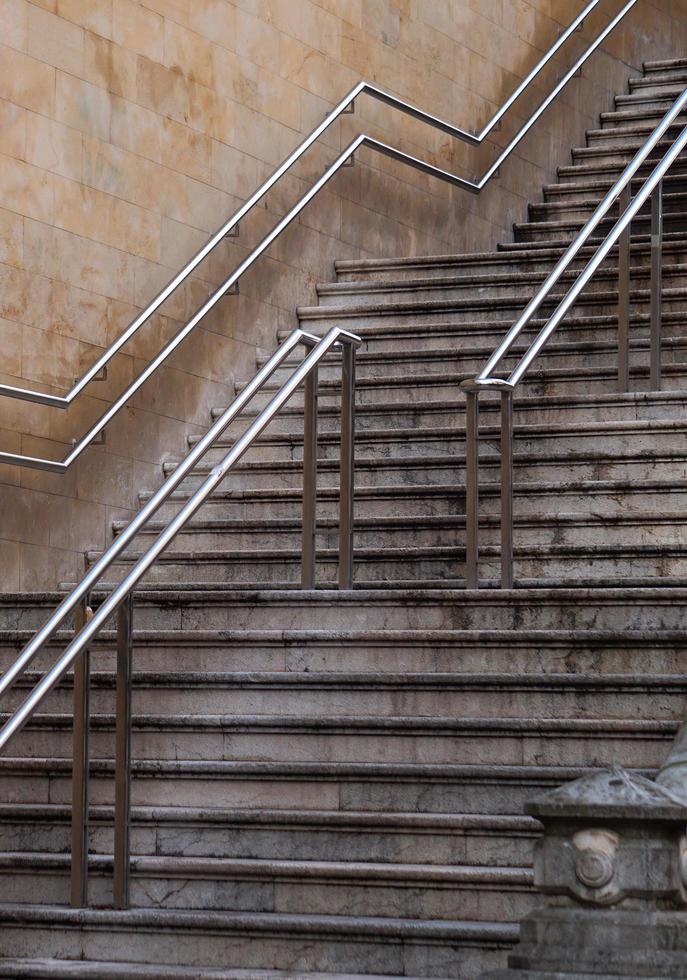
[
  {"xmin": 0, "ymin": 0, "xmax": 637, "ymax": 472},
  {"xmin": 461, "ymin": 88, "xmax": 687, "ymax": 589},
  {"xmin": 0, "ymin": 323, "xmax": 360, "ymax": 906}
]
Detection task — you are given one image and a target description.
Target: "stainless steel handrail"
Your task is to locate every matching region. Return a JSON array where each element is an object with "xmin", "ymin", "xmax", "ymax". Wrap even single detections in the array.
[
  {"xmin": 461, "ymin": 88, "xmax": 687, "ymax": 589},
  {"xmin": 0, "ymin": 0, "xmax": 637, "ymax": 472},
  {"xmin": 0, "ymin": 323, "xmax": 360, "ymax": 906}
]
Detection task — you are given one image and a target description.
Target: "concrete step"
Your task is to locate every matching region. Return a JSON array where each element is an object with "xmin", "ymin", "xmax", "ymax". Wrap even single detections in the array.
[
  {"xmin": 3, "ymin": 714, "xmax": 680, "ymax": 771},
  {"xmin": 77, "ymin": 538, "xmax": 687, "ymax": 587},
  {"xmin": 6, "ymin": 587, "xmax": 687, "ymax": 633},
  {"xmin": 528, "ymin": 192, "xmax": 687, "ymax": 224},
  {"xmin": 281, "ymin": 308, "xmax": 687, "ymax": 359},
  {"xmin": 0, "ymin": 904, "xmax": 518, "ymax": 978},
  {"xmin": 0, "ymin": 960, "xmax": 435, "ymax": 980},
  {"xmin": 256, "ymin": 337, "xmax": 687, "ymax": 390},
  {"xmin": 334, "ymin": 239, "xmax": 687, "ymax": 283},
  {"xmin": 599, "ymin": 105, "xmax": 687, "ymax": 130},
  {"xmin": 3, "ymin": 627, "xmax": 687, "ymax": 677},
  {"xmin": 0, "ymin": 803, "xmax": 539, "ymax": 866},
  {"xmin": 110, "ymin": 511, "xmax": 687, "ymax": 560},
  {"xmin": 231, "ymin": 366, "xmax": 687, "ymax": 417},
  {"xmin": 515, "ymin": 209, "xmax": 687, "ymax": 243},
  {"xmin": 0, "ymin": 756, "xmax": 650, "ymax": 813},
  {"xmin": 135, "ymin": 478, "xmax": 687, "ymax": 532},
  {"xmin": 316, "ymin": 262, "xmax": 687, "ymax": 309},
  {"xmin": 0, "ymin": 851, "xmax": 536, "ymax": 922},
  {"xmin": 189, "ymin": 417, "xmax": 687, "ymax": 468},
  {"xmin": 9, "ymin": 668, "xmax": 687, "ymax": 723},
  {"xmin": 542, "ymin": 171, "xmax": 687, "ymax": 204},
  {"xmin": 296, "ymin": 283, "xmax": 687, "ymax": 330}
]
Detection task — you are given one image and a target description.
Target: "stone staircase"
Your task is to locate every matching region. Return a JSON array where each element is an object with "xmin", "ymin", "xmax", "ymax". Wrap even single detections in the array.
[{"xmin": 1, "ymin": 57, "xmax": 687, "ymax": 979}]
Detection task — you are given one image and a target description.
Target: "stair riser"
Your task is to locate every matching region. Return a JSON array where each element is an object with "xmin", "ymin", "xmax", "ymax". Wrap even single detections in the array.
[
  {"xmin": 141, "ymin": 485, "xmax": 687, "ymax": 526},
  {"xmin": 108, "ymin": 515, "xmax": 687, "ymax": 563},
  {"xmin": 89, "ymin": 550, "xmax": 687, "ymax": 587},
  {"xmin": 10, "ymin": 671, "xmax": 687, "ymax": 717},
  {"xmin": 256, "ymin": 345, "xmax": 687, "ymax": 387},
  {"xmin": 1, "ymin": 640, "xmax": 686, "ymax": 679},
  {"xmin": 516, "ymin": 214, "xmax": 686, "ymax": 243},
  {"xmin": 544, "ymin": 179, "xmax": 687, "ymax": 205},
  {"xmin": 0, "ymin": 921, "xmax": 514, "ymax": 978},
  {"xmin": 194, "ymin": 426, "xmax": 687, "ymax": 466},
  {"xmin": 213, "ymin": 393, "xmax": 687, "ymax": 439},
  {"xmin": 0, "ymin": 867, "xmax": 535, "ymax": 922},
  {"xmin": 334, "ymin": 243, "xmax": 687, "ymax": 282},
  {"xmin": 298, "ymin": 292, "xmax": 686, "ymax": 329},
  {"xmin": 315, "ymin": 268, "xmax": 687, "ymax": 308},
  {"xmin": 5, "ymin": 724, "xmax": 679, "ymax": 768},
  {"xmin": 0, "ymin": 820, "xmax": 535, "ymax": 866},
  {"xmin": 171, "ymin": 455, "xmax": 687, "ymax": 493},
  {"xmin": 3, "ymin": 594, "xmax": 687, "ymax": 632},
  {"xmin": 0, "ymin": 767, "xmax": 653, "ymax": 815}
]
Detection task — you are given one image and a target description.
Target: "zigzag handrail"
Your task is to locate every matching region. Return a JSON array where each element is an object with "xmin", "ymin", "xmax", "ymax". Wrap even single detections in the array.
[{"xmin": 0, "ymin": 0, "xmax": 637, "ymax": 471}]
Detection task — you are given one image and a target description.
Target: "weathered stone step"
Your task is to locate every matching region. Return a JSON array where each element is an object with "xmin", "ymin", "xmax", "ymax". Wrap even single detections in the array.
[
  {"xmin": 257, "ymin": 336, "xmax": 687, "ymax": 390},
  {"xmin": 10, "ymin": 669, "xmax": 687, "ymax": 722},
  {"xmin": 334, "ymin": 239, "xmax": 687, "ymax": 283},
  {"xmin": 599, "ymin": 104, "xmax": 687, "ymax": 129},
  {"xmin": 164, "ymin": 441, "xmax": 687, "ymax": 497},
  {"xmin": 4, "ymin": 714, "xmax": 680, "ymax": 772},
  {"xmin": 3, "ymin": 627, "xmax": 687, "ymax": 677},
  {"xmin": 191, "ymin": 417, "xmax": 687, "ymax": 467},
  {"xmin": 0, "ymin": 904, "xmax": 518, "ymax": 978},
  {"xmin": 0, "ymin": 959, "xmax": 430, "ymax": 980},
  {"xmin": 233, "ymin": 365, "xmax": 687, "ymax": 417},
  {"xmin": 109, "ymin": 511, "xmax": 687, "ymax": 559},
  {"xmin": 0, "ymin": 803, "xmax": 539, "ymax": 866},
  {"xmin": 6, "ymin": 587, "xmax": 687, "ymax": 633},
  {"xmin": 78, "ymin": 539, "xmax": 687, "ymax": 588},
  {"xmin": 0, "ymin": 757, "xmax": 648, "ymax": 813},
  {"xmin": 515, "ymin": 209, "xmax": 687, "ymax": 243},
  {"xmin": 297, "ymin": 283, "xmax": 687, "ymax": 330},
  {"xmin": 278, "ymin": 311, "xmax": 685, "ymax": 362},
  {"xmin": 542, "ymin": 171, "xmax": 687, "ymax": 204},
  {"xmin": 529, "ymin": 192, "xmax": 687, "ymax": 224},
  {"xmin": 629, "ymin": 69, "xmax": 687, "ymax": 94},
  {"xmin": 140, "ymin": 476, "xmax": 687, "ymax": 528},
  {"xmin": 0, "ymin": 851, "xmax": 535, "ymax": 923},
  {"xmin": 316, "ymin": 262, "xmax": 687, "ymax": 309}
]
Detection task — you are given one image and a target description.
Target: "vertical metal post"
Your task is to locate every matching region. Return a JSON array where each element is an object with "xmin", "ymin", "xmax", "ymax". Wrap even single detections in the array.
[
  {"xmin": 301, "ymin": 366, "xmax": 318, "ymax": 589},
  {"xmin": 465, "ymin": 390, "xmax": 479, "ymax": 590},
  {"xmin": 617, "ymin": 183, "xmax": 631, "ymax": 393},
  {"xmin": 71, "ymin": 595, "xmax": 91, "ymax": 907},
  {"xmin": 113, "ymin": 593, "xmax": 133, "ymax": 909},
  {"xmin": 500, "ymin": 391, "xmax": 515, "ymax": 590},
  {"xmin": 650, "ymin": 178, "xmax": 663, "ymax": 390},
  {"xmin": 339, "ymin": 342, "xmax": 356, "ymax": 590}
]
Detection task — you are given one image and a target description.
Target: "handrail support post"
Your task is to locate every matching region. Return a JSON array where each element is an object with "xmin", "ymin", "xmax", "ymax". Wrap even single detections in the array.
[
  {"xmin": 650, "ymin": 178, "xmax": 664, "ymax": 390},
  {"xmin": 339, "ymin": 342, "xmax": 356, "ymax": 590},
  {"xmin": 302, "ymin": 367, "xmax": 318, "ymax": 589},
  {"xmin": 617, "ymin": 183, "xmax": 632, "ymax": 392},
  {"xmin": 70, "ymin": 593, "xmax": 91, "ymax": 908},
  {"xmin": 113, "ymin": 593, "xmax": 134, "ymax": 909},
  {"xmin": 500, "ymin": 391, "xmax": 515, "ymax": 590},
  {"xmin": 465, "ymin": 391, "xmax": 480, "ymax": 590}
]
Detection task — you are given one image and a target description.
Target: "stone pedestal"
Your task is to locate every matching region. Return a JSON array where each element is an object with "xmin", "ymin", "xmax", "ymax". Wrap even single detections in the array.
[{"xmin": 485, "ymin": 726, "xmax": 687, "ymax": 979}]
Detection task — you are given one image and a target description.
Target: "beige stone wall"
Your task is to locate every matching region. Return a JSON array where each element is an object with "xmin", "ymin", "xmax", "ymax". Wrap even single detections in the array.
[{"xmin": 0, "ymin": 0, "xmax": 685, "ymax": 589}]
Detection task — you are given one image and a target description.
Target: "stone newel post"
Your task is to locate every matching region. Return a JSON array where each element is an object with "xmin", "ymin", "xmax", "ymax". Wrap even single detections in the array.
[{"xmin": 485, "ymin": 724, "xmax": 687, "ymax": 979}]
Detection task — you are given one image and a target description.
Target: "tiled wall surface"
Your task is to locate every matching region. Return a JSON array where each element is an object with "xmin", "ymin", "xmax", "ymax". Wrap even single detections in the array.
[{"xmin": 0, "ymin": 0, "xmax": 685, "ymax": 589}]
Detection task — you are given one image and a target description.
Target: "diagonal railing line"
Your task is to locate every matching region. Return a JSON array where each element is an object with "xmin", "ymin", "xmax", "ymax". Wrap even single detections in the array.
[
  {"xmin": 0, "ymin": 0, "xmax": 640, "ymax": 472},
  {"xmin": 461, "ymin": 87, "xmax": 687, "ymax": 590},
  {"xmin": 0, "ymin": 325, "xmax": 360, "ymax": 725},
  {"xmin": 0, "ymin": 0, "xmax": 633, "ymax": 430}
]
